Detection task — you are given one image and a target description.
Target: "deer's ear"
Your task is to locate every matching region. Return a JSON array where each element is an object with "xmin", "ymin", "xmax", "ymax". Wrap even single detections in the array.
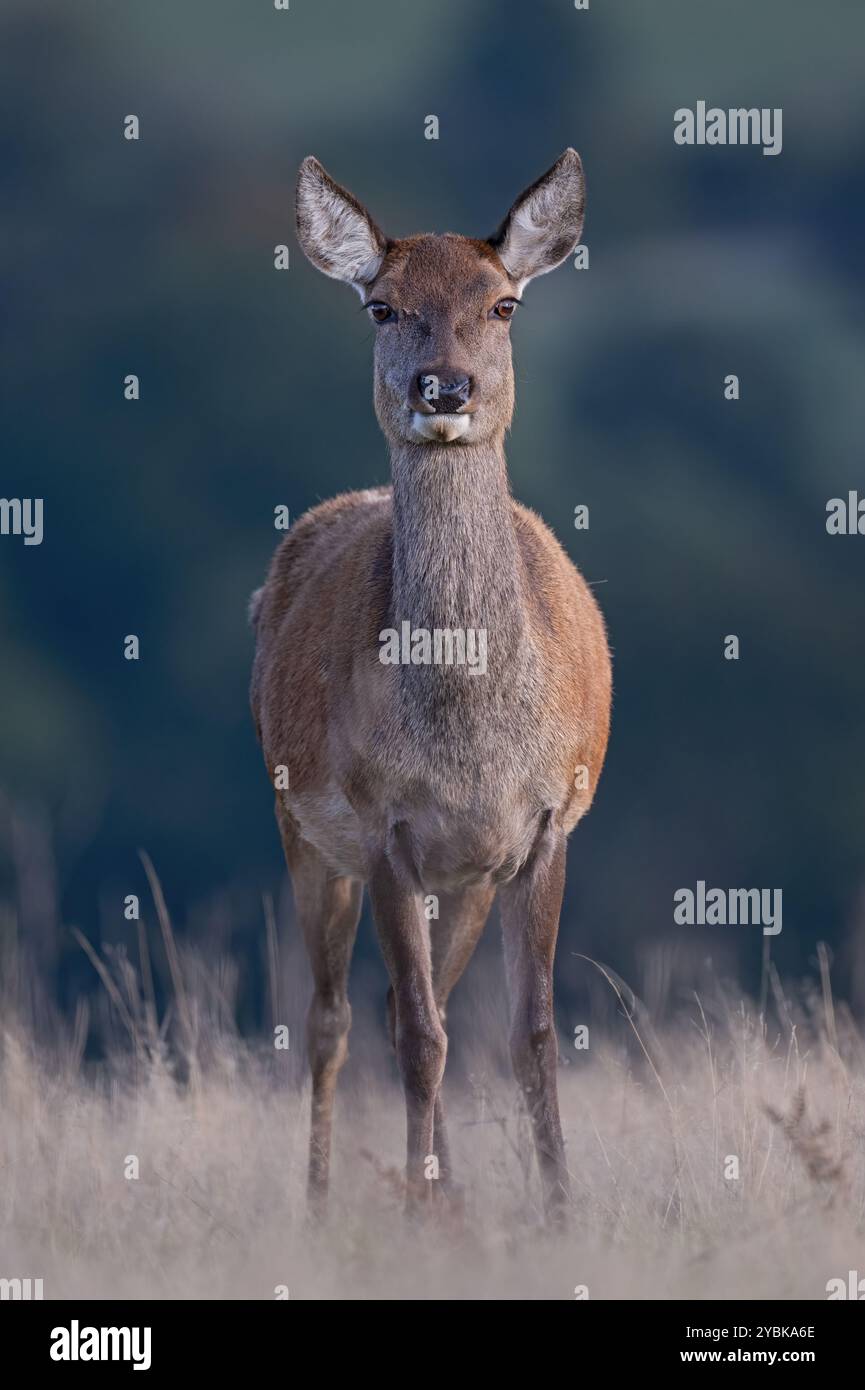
[
  {"xmin": 296, "ymin": 157, "xmax": 387, "ymax": 297},
  {"xmin": 489, "ymin": 148, "xmax": 585, "ymax": 289}
]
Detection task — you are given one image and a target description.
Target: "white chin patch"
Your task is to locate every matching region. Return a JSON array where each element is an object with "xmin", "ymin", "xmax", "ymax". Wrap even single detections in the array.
[{"xmin": 411, "ymin": 412, "xmax": 471, "ymax": 443}]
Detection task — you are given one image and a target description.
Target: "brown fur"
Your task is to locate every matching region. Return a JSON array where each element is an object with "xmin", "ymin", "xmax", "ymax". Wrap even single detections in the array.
[{"xmin": 250, "ymin": 151, "xmax": 611, "ymax": 1220}]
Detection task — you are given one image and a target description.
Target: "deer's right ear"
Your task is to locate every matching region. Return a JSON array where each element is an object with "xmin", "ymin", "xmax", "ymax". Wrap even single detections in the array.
[{"xmin": 295, "ymin": 157, "xmax": 387, "ymax": 297}]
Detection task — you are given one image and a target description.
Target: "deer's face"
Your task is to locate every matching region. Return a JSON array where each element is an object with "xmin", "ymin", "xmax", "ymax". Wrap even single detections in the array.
[
  {"xmin": 296, "ymin": 151, "xmax": 585, "ymax": 450},
  {"xmin": 366, "ymin": 234, "xmax": 518, "ymax": 446}
]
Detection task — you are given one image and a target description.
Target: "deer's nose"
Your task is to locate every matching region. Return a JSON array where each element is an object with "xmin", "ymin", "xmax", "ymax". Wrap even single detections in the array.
[{"xmin": 417, "ymin": 372, "xmax": 472, "ymax": 414}]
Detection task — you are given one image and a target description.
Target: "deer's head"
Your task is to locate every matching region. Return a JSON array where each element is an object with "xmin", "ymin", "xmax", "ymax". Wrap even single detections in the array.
[{"xmin": 296, "ymin": 151, "xmax": 585, "ymax": 448}]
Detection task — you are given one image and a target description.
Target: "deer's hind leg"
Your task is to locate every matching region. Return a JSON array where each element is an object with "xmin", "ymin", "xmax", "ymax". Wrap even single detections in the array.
[
  {"xmin": 277, "ymin": 802, "xmax": 362, "ymax": 1218},
  {"xmin": 385, "ymin": 882, "xmax": 495, "ymax": 1191}
]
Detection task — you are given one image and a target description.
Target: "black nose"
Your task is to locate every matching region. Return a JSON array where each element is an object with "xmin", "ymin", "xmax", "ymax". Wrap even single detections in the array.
[{"xmin": 417, "ymin": 373, "xmax": 472, "ymax": 414}]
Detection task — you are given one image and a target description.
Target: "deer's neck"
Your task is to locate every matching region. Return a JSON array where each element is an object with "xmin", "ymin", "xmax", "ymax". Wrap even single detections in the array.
[{"xmin": 389, "ymin": 440, "xmax": 526, "ymax": 659}]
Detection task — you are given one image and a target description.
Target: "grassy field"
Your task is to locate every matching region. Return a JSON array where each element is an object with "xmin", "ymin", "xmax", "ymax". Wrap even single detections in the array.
[{"xmin": 2, "ymin": 924, "xmax": 862, "ymax": 1301}]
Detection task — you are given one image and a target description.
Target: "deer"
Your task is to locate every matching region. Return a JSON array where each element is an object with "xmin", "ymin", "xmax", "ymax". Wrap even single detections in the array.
[{"xmin": 249, "ymin": 149, "xmax": 612, "ymax": 1224}]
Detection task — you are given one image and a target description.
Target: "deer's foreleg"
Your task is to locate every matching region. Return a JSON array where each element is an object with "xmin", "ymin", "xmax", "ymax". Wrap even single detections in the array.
[
  {"xmin": 499, "ymin": 820, "xmax": 571, "ymax": 1224},
  {"xmin": 385, "ymin": 881, "xmax": 495, "ymax": 1189},
  {"xmin": 278, "ymin": 804, "xmax": 362, "ymax": 1219},
  {"xmin": 429, "ymin": 883, "xmax": 496, "ymax": 1184},
  {"xmin": 369, "ymin": 849, "xmax": 445, "ymax": 1214}
]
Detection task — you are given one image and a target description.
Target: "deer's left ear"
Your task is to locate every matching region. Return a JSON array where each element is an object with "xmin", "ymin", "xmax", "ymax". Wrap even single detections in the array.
[{"xmin": 489, "ymin": 148, "xmax": 585, "ymax": 289}]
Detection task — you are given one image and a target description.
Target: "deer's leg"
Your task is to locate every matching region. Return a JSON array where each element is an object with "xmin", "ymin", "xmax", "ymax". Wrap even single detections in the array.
[
  {"xmin": 498, "ymin": 820, "xmax": 571, "ymax": 1224},
  {"xmin": 385, "ymin": 882, "xmax": 495, "ymax": 1188},
  {"xmin": 369, "ymin": 850, "xmax": 445, "ymax": 1215},
  {"xmin": 429, "ymin": 884, "xmax": 496, "ymax": 1184},
  {"xmin": 277, "ymin": 804, "xmax": 362, "ymax": 1218}
]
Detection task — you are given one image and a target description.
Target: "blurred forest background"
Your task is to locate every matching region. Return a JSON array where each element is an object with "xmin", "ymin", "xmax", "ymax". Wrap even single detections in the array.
[{"xmin": 2, "ymin": 0, "xmax": 865, "ymax": 1042}]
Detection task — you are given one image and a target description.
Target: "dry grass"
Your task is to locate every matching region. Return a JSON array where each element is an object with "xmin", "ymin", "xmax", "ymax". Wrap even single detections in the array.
[{"xmin": 2, "ymin": 925, "xmax": 864, "ymax": 1300}]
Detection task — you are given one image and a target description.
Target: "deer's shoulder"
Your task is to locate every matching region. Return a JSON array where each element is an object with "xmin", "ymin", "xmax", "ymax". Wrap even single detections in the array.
[
  {"xmin": 510, "ymin": 498, "xmax": 589, "ymax": 596},
  {"xmin": 510, "ymin": 497, "xmax": 610, "ymax": 668},
  {"xmin": 281, "ymin": 485, "xmax": 391, "ymax": 564},
  {"xmin": 251, "ymin": 486, "xmax": 392, "ymax": 632}
]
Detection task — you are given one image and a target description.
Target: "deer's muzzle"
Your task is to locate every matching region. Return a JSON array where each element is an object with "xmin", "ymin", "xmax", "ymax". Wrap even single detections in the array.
[{"xmin": 415, "ymin": 372, "xmax": 473, "ymax": 415}]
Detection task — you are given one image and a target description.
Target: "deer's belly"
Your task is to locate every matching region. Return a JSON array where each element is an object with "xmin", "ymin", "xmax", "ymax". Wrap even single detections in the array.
[
  {"xmin": 289, "ymin": 785, "xmax": 545, "ymax": 889},
  {"xmin": 391, "ymin": 804, "xmax": 543, "ymax": 891}
]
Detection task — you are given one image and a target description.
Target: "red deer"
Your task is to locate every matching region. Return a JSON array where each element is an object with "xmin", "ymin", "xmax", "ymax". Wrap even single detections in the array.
[{"xmin": 250, "ymin": 150, "xmax": 611, "ymax": 1222}]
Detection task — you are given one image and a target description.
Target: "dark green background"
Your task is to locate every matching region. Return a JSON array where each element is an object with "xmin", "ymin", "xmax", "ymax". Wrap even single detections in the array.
[{"xmin": 3, "ymin": 0, "xmax": 864, "ymax": 1028}]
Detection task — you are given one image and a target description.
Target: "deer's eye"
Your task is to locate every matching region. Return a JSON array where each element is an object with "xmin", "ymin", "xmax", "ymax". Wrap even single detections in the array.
[
  {"xmin": 491, "ymin": 298, "xmax": 520, "ymax": 321},
  {"xmin": 366, "ymin": 302, "xmax": 396, "ymax": 324}
]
